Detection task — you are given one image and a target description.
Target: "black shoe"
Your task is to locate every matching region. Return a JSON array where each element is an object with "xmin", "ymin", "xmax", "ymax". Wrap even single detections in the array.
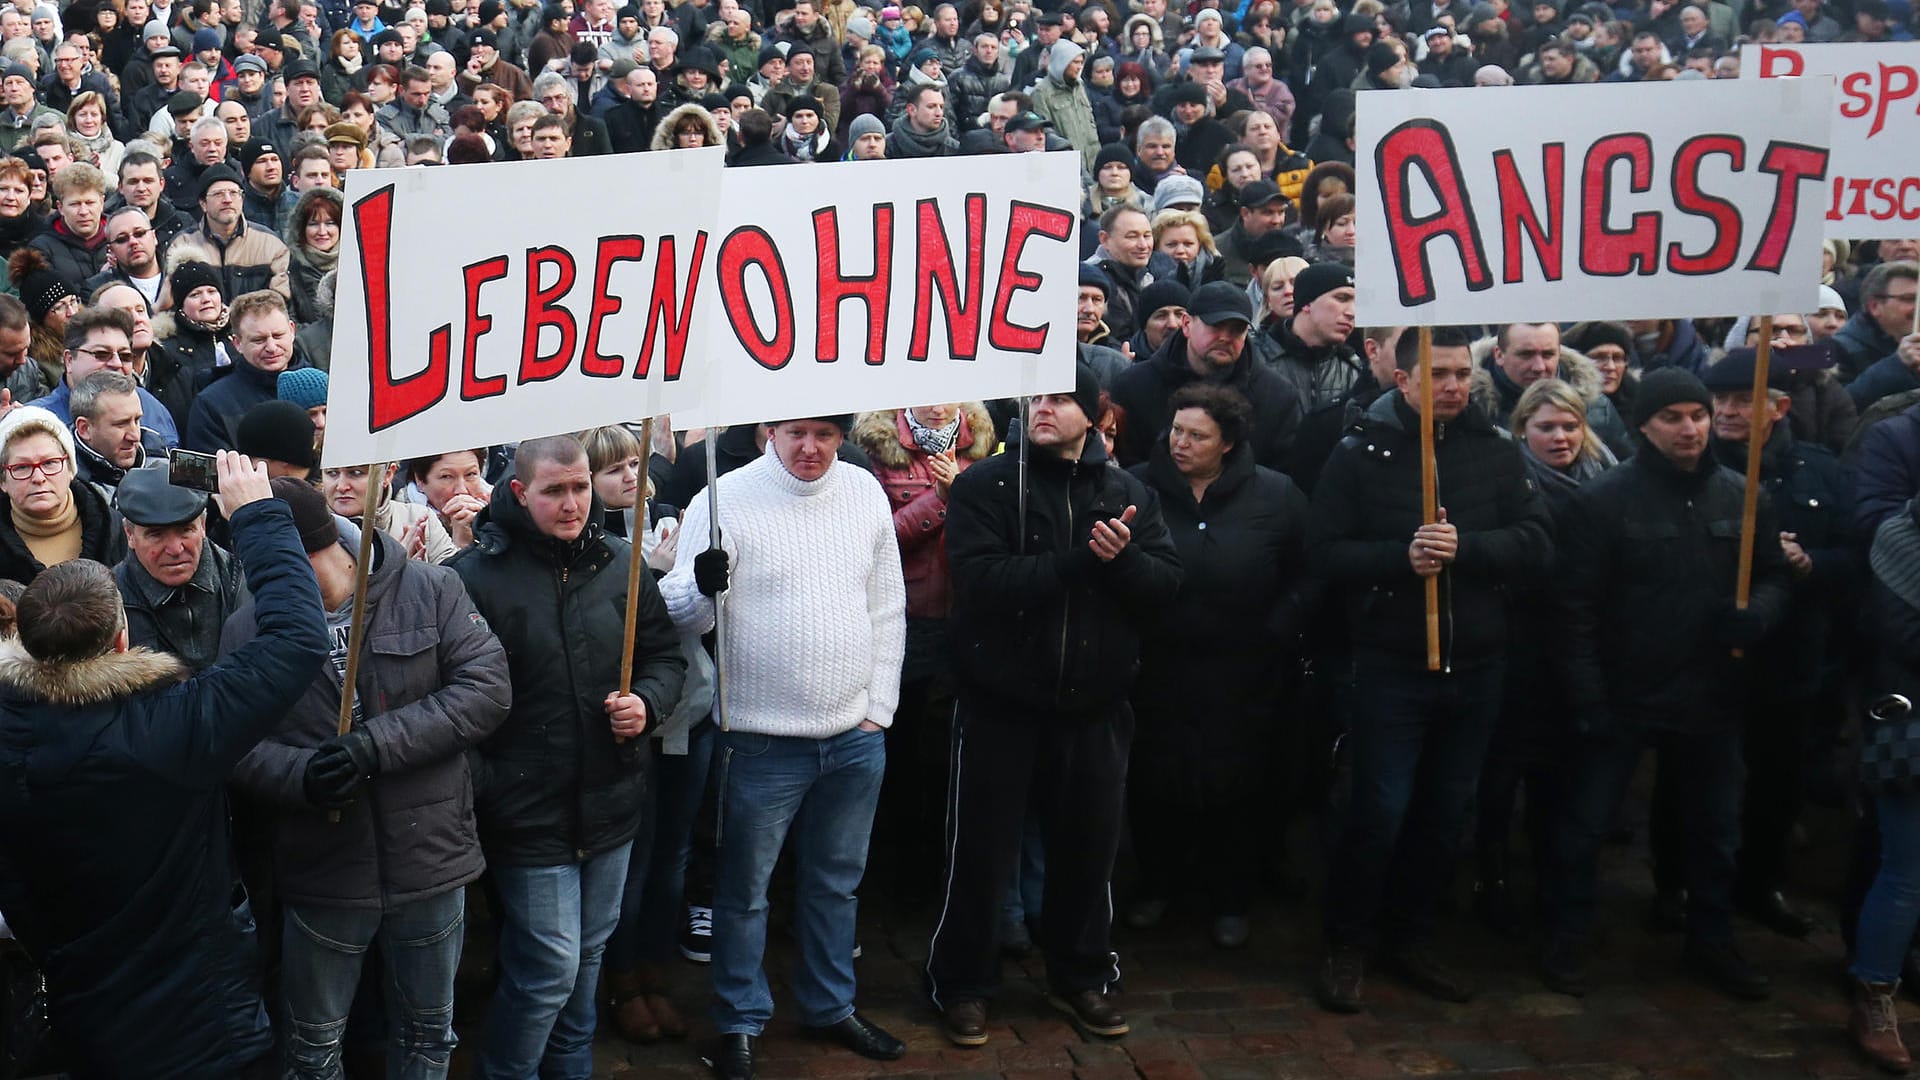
[
  {"xmin": 805, "ymin": 1012, "xmax": 906, "ymax": 1061},
  {"xmin": 941, "ymin": 999, "xmax": 989, "ymax": 1048},
  {"xmin": 1736, "ymin": 890, "xmax": 1816, "ymax": 939},
  {"xmin": 1685, "ymin": 939, "xmax": 1771, "ymax": 1001},
  {"xmin": 1384, "ymin": 946, "xmax": 1475, "ymax": 1003},
  {"xmin": 707, "ymin": 1033, "xmax": 754, "ymax": 1080},
  {"xmin": 1537, "ymin": 935, "xmax": 1590, "ymax": 997},
  {"xmin": 680, "ymin": 905, "xmax": 713, "ymax": 963},
  {"xmin": 1644, "ymin": 889, "xmax": 1688, "ymax": 934},
  {"xmin": 1317, "ymin": 946, "xmax": 1365, "ymax": 1013}
]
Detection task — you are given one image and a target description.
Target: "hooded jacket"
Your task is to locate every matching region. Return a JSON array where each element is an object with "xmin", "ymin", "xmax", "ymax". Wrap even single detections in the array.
[
  {"xmin": 852, "ymin": 405, "xmax": 996, "ymax": 619},
  {"xmin": 1469, "ymin": 337, "xmax": 1633, "ymax": 459},
  {"xmin": 448, "ymin": 480, "xmax": 685, "ymax": 866},
  {"xmin": 1310, "ymin": 390, "xmax": 1552, "ymax": 671},
  {"xmin": 1029, "ymin": 39, "xmax": 1100, "ymax": 171},
  {"xmin": 0, "ymin": 498, "xmax": 327, "ymax": 1079},
  {"xmin": 1110, "ymin": 326, "xmax": 1304, "ymax": 471},
  {"xmin": 228, "ymin": 529, "xmax": 513, "ymax": 908},
  {"xmin": 648, "ymin": 101, "xmax": 723, "ymax": 151},
  {"xmin": 944, "ymin": 431, "xmax": 1182, "ymax": 716}
]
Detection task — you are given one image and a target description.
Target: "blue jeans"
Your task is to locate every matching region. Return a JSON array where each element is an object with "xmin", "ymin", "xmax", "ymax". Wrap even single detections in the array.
[
  {"xmin": 281, "ymin": 890, "xmax": 465, "ymax": 1080},
  {"xmin": 712, "ymin": 726, "xmax": 886, "ymax": 1035},
  {"xmin": 1549, "ymin": 725, "xmax": 1743, "ymax": 943},
  {"xmin": 609, "ymin": 720, "xmax": 716, "ymax": 969},
  {"xmin": 1854, "ymin": 789, "xmax": 1920, "ymax": 984},
  {"xmin": 475, "ymin": 843, "xmax": 633, "ymax": 1080},
  {"xmin": 1323, "ymin": 660, "xmax": 1503, "ymax": 949},
  {"xmin": 999, "ymin": 815, "xmax": 1045, "ymax": 927}
]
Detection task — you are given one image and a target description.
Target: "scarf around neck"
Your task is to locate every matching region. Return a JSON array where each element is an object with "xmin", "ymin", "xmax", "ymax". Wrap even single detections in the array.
[{"xmin": 905, "ymin": 410, "xmax": 960, "ymax": 454}]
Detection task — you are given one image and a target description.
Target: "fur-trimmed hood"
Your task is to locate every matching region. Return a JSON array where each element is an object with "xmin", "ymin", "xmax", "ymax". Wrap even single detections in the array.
[
  {"xmin": 0, "ymin": 637, "xmax": 187, "ymax": 707},
  {"xmin": 164, "ymin": 237, "xmax": 220, "ymax": 275},
  {"xmin": 650, "ymin": 102, "xmax": 724, "ymax": 151},
  {"xmin": 852, "ymin": 403, "xmax": 996, "ymax": 469},
  {"xmin": 1468, "ymin": 335, "xmax": 1602, "ymax": 418}
]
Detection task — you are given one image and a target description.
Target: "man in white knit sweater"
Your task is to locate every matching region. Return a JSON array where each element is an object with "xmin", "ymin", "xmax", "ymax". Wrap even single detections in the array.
[{"xmin": 660, "ymin": 415, "xmax": 908, "ymax": 1080}]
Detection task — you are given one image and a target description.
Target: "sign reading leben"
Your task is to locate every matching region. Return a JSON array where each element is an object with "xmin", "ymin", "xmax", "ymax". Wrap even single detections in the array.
[
  {"xmin": 673, "ymin": 151, "xmax": 1082, "ymax": 431},
  {"xmin": 1353, "ymin": 80, "xmax": 1834, "ymax": 326},
  {"xmin": 1744, "ymin": 42, "xmax": 1920, "ymax": 238},
  {"xmin": 324, "ymin": 149, "xmax": 1081, "ymax": 466},
  {"xmin": 324, "ymin": 147, "xmax": 725, "ymax": 468}
]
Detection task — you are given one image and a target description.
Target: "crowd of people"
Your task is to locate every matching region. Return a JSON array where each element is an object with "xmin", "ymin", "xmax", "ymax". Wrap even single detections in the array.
[{"xmin": 0, "ymin": 0, "xmax": 1916, "ymax": 1076}]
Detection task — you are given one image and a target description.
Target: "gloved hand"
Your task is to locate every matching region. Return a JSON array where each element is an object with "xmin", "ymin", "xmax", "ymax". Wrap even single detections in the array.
[
  {"xmin": 694, "ymin": 548, "xmax": 730, "ymax": 597},
  {"xmin": 1713, "ymin": 603, "xmax": 1769, "ymax": 649},
  {"xmin": 303, "ymin": 728, "xmax": 380, "ymax": 810}
]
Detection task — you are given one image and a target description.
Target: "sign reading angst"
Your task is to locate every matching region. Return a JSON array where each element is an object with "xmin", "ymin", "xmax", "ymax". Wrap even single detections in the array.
[{"xmin": 1353, "ymin": 80, "xmax": 1834, "ymax": 325}]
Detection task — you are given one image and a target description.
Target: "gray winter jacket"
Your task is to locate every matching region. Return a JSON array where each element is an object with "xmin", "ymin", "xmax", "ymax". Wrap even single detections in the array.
[{"xmin": 226, "ymin": 529, "xmax": 513, "ymax": 910}]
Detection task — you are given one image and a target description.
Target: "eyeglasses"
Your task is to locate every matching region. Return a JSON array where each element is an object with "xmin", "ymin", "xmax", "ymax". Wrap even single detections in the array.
[
  {"xmin": 5, "ymin": 456, "xmax": 65, "ymax": 480},
  {"xmin": 74, "ymin": 345, "xmax": 135, "ymax": 364},
  {"xmin": 109, "ymin": 226, "xmax": 152, "ymax": 244}
]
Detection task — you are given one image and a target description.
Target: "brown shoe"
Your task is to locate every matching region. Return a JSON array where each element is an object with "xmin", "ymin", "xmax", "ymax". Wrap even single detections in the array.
[
  {"xmin": 603, "ymin": 969, "xmax": 661, "ymax": 1044},
  {"xmin": 942, "ymin": 998, "xmax": 989, "ymax": 1047},
  {"xmin": 1853, "ymin": 978, "xmax": 1913, "ymax": 1074},
  {"xmin": 1047, "ymin": 988, "xmax": 1129, "ymax": 1037},
  {"xmin": 643, "ymin": 992, "xmax": 687, "ymax": 1040}
]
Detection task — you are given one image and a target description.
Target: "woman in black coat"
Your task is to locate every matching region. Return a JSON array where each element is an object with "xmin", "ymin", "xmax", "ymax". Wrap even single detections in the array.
[{"xmin": 1125, "ymin": 382, "xmax": 1313, "ymax": 949}]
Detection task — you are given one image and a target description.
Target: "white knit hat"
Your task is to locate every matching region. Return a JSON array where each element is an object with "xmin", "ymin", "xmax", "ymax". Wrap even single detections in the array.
[
  {"xmin": 1816, "ymin": 283, "xmax": 1846, "ymax": 314},
  {"xmin": 0, "ymin": 405, "xmax": 76, "ymax": 467}
]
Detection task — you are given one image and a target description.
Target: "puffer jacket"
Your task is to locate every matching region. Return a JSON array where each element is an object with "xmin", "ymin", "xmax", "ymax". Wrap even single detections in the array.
[
  {"xmin": 1558, "ymin": 440, "xmax": 1792, "ymax": 733},
  {"xmin": 228, "ymin": 529, "xmax": 513, "ymax": 908},
  {"xmin": 945, "ymin": 433, "xmax": 1182, "ymax": 716},
  {"xmin": 947, "ymin": 55, "xmax": 1007, "ymax": 130},
  {"xmin": 852, "ymin": 405, "xmax": 995, "ymax": 619},
  {"xmin": 0, "ymin": 499, "xmax": 327, "ymax": 1079},
  {"xmin": 449, "ymin": 481, "xmax": 685, "ymax": 866},
  {"xmin": 1309, "ymin": 390, "xmax": 1552, "ymax": 672}
]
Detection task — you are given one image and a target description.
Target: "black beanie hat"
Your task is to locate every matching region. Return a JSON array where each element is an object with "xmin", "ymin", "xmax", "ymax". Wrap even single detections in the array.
[
  {"xmin": 238, "ymin": 400, "xmax": 317, "ymax": 470},
  {"xmin": 170, "ymin": 260, "xmax": 225, "ymax": 305},
  {"xmin": 1137, "ymin": 278, "xmax": 1190, "ymax": 320},
  {"xmin": 1631, "ymin": 367, "xmax": 1712, "ymax": 429},
  {"xmin": 1070, "ymin": 359, "xmax": 1102, "ymax": 424},
  {"xmin": 7, "ymin": 248, "xmax": 76, "ymax": 324},
  {"xmin": 1094, "ymin": 142, "xmax": 1134, "ymax": 172},
  {"xmin": 1564, "ymin": 319, "xmax": 1634, "ymax": 359},
  {"xmin": 1366, "ymin": 40, "xmax": 1401, "ymax": 75},
  {"xmin": 271, "ymin": 475, "xmax": 339, "ymax": 553}
]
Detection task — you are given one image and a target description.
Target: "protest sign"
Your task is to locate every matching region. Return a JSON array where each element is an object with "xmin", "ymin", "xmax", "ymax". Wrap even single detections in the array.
[
  {"xmin": 1744, "ymin": 42, "xmax": 1920, "ymax": 238},
  {"xmin": 672, "ymin": 150, "xmax": 1082, "ymax": 430},
  {"xmin": 322, "ymin": 147, "xmax": 725, "ymax": 468},
  {"xmin": 1353, "ymin": 79, "xmax": 1833, "ymax": 325}
]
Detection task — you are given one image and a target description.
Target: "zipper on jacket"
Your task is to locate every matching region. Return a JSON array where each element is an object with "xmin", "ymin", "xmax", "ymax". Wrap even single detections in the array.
[
  {"xmin": 1055, "ymin": 459, "xmax": 1078, "ymax": 697},
  {"xmin": 555, "ymin": 559, "xmax": 587, "ymax": 861}
]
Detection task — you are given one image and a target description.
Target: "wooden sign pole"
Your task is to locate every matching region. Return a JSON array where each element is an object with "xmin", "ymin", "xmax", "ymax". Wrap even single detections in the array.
[
  {"xmin": 1419, "ymin": 326, "xmax": 1441, "ymax": 673},
  {"xmin": 614, "ymin": 418, "xmax": 655, "ymax": 744},
  {"xmin": 1732, "ymin": 316, "xmax": 1775, "ymax": 658},
  {"xmin": 330, "ymin": 460, "xmax": 386, "ymax": 823}
]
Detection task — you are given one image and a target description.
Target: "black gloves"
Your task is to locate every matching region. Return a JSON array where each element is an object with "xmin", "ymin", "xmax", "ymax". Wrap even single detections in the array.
[
  {"xmin": 303, "ymin": 727, "xmax": 381, "ymax": 811},
  {"xmin": 1714, "ymin": 604, "xmax": 1770, "ymax": 650},
  {"xmin": 694, "ymin": 548, "xmax": 730, "ymax": 597}
]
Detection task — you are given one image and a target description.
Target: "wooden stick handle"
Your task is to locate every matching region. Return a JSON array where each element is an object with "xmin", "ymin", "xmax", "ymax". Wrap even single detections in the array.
[
  {"xmin": 1732, "ymin": 317, "xmax": 1773, "ymax": 659},
  {"xmin": 614, "ymin": 418, "xmax": 655, "ymax": 744},
  {"xmin": 330, "ymin": 460, "xmax": 386, "ymax": 823},
  {"xmin": 1418, "ymin": 326, "xmax": 1440, "ymax": 673}
]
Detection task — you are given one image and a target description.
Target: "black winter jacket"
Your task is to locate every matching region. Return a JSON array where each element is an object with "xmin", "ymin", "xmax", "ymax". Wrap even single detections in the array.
[
  {"xmin": 449, "ymin": 482, "xmax": 685, "ymax": 866},
  {"xmin": 27, "ymin": 217, "xmax": 109, "ymax": 285},
  {"xmin": 945, "ymin": 435, "xmax": 1182, "ymax": 717},
  {"xmin": 1110, "ymin": 329, "xmax": 1303, "ymax": 471},
  {"xmin": 1309, "ymin": 391, "xmax": 1551, "ymax": 671},
  {"xmin": 1128, "ymin": 439, "xmax": 1313, "ymax": 724},
  {"xmin": 1558, "ymin": 442, "xmax": 1793, "ymax": 733},
  {"xmin": 0, "ymin": 499, "xmax": 327, "ymax": 1079}
]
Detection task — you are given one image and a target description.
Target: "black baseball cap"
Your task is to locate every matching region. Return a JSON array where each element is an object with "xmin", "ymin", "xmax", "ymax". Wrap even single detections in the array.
[
  {"xmin": 1239, "ymin": 178, "xmax": 1284, "ymax": 208},
  {"xmin": 1005, "ymin": 110, "xmax": 1052, "ymax": 133},
  {"xmin": 1188, "ymin": 281, "xmax": 1253, "ymax": 326}
]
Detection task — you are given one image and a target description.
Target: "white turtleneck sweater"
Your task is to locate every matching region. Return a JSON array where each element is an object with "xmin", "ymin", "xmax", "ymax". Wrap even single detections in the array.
[{"xmin": 661, "ymin": 446, "xmax": 907, "ymax": 739}]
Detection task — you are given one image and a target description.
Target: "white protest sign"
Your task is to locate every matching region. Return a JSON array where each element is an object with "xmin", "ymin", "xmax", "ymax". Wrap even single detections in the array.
[
  {"xmin": 1744, "ymin": 42, "xmax": 1920, "ymax": 238},
  {"xmin": 672, "ymin": 151, "xmax": 1082, "ymax": 429},
  {"xmin": 1353, "ymin": 80, "xmax": 1834, "ymax": 325},
  {"xmin": 323, "ymin": 147, "xmax": 725, "ymax": 468}
]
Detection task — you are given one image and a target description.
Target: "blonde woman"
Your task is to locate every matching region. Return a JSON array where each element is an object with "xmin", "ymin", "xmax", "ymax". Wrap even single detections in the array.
[
  {"xmin": 1254, "ymin": 254, "xmax": 1308, "ymax": 330},
  {"xmin": 1152, "ymin": 207, "xmax": 1222, "ymax": 289}
]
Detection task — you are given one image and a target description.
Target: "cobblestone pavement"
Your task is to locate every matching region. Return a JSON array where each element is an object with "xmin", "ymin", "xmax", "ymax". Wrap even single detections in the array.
[{"xmin": 440, "ymin": 801, "xmax": 1899, "ymax": 1079}]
